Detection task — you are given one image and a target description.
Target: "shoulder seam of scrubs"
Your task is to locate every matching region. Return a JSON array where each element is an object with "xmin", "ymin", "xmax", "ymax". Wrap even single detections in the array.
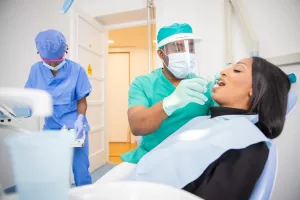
[{"xmin": 76, "ymin": 89, "xmax": 92, "ymax": 100}]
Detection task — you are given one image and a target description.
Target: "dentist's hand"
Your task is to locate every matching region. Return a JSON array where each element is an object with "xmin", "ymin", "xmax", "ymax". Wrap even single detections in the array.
[
  {"xmin": 206, "ymin": 73, "xmax": 222, "ymax": 92},
  {"xmin": 163, "ymin": 78, "xmax": 209, "ymax": 116},
  {"xmin": 214, "ymin": 73, "xmax": 221, "ymax": 82}
]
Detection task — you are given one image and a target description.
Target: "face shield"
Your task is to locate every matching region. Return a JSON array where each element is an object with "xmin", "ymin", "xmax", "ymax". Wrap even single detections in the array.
[{"xmin": 161, "ymin": 39, "xmax": 199, "ymax": 79}]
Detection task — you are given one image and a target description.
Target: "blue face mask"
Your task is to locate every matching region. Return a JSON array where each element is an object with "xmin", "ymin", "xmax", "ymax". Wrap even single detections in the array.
[{"xmin": 43, "ymin": 59, "xmax": 66, "ymax": 71}]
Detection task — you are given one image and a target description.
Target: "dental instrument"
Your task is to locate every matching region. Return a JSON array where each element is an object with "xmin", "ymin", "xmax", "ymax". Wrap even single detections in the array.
[
  {"xmin": 0, "ymin": 88, "xmax": 52, "ymax": 195},
  {"xmin": 60, "ymin": 0, "xmax": 74, "ymax": 14},
  {"xmin": 61, "ymin": 125, "xmax": 86, "ymax": 148}
]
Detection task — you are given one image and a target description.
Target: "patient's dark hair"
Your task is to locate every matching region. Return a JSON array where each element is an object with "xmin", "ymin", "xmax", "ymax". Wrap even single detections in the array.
[{"xmin": 249, "ymin": 57, "xmax": 291, "ymax": 139}]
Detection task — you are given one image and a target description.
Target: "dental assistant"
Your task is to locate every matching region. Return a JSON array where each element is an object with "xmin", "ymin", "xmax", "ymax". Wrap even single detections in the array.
[
  {"xmin": 25, "ymin": 29, "xmax": 92, "ymax": 186},
  {"xmin": 121, "ymin": 23, "xmax": 215, "ymax": 164}
]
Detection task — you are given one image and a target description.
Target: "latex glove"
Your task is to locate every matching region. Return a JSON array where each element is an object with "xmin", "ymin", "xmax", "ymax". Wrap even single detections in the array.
[
  {"xmin": 206, "ymin": 73, "xmax": 222, "ymax": 92},
  {"xmin": 163, "ymin": 78, "xmax": 209, "ymax": 116},
  {"xmin": 214, "ymin": 73, "xmax": 221, "ymax": 82},
  {"xmin": 74, "ymin": 114, "xmax": 85, "ymax": 139},
  {"xmin": 28, "ymin": 108, "xmax": 32, "ymax": 117}
]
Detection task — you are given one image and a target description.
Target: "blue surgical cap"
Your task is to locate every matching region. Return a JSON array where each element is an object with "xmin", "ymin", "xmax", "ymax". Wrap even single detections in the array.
[{"xmin": 35, "ymin": 29, "xmax": 67, "ymax": 60}]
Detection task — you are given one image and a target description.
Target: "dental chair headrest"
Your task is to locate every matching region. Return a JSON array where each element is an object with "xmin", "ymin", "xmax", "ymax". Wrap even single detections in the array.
[{"xmin": 287, "ymin": 73, "xmax": 297, "ymax": 115}]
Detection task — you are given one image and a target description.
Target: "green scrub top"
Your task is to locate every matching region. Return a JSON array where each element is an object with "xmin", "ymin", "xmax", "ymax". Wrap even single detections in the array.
[{"xmin": 121, "ymin": 68, "xmax": 213, "ymax": 164}]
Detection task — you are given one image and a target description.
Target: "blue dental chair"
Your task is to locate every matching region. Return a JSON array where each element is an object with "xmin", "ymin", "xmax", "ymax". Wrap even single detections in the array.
[{"xmin": 250, "ymin": 74, "xmax": 297, "ymax": 200}]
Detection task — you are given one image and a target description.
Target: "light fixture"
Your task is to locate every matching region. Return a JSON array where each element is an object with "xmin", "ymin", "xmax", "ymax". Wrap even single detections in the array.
[
  {"xmin": 108, "ymin": 40, "xmax": 114, "ymax": 44},
  {"xmin": 153, "ymin": 40, "xmax": 157, "ymax": 44}
]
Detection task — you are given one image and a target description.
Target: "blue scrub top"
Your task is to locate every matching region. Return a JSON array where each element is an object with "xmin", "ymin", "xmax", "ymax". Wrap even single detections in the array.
[{"xmin": 25, "ymin": 59, "xmax": 92, "ymax": 130}]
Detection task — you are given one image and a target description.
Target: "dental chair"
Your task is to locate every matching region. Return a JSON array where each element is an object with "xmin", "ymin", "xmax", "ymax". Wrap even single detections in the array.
[{"xmin": 249, "ymin": 77, "xmax": 297, "ymax": 200}]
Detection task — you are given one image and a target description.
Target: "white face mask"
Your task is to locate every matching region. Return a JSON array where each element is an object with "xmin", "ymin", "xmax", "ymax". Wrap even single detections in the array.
[
  {"xmin": 166, "ymin": 53, "xmax": 196, "ymax": 79},
  {"xmin": 43, "ymin": 59, "xmax": 66, "ymax": 71}
]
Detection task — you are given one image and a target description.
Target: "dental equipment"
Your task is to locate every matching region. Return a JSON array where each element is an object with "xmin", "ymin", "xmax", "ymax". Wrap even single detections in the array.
[
  {"xmin": 225, "ymin": 0, "xmax": 300, "ymax": 66},
  {"xmin": 0, "ymin": 88, "xmax": 52, "ymax": 117},
  {"xmin": 61, "ymin": 125, "xmax": 86, "ymax": 148},
  {"xmin": 60, "ymin": 0, "xmax": 75, "ymax": 15},
  {"xmin": 0, "ymin": 88, "xmax": 53, "ymax": 192},
  {"xmin": 0, "ymin": 88, "xmax": 75, "ymax": 200},
  {"xmin": 6, "ymin": 131, "xmax": 74, "ymax": 200}
]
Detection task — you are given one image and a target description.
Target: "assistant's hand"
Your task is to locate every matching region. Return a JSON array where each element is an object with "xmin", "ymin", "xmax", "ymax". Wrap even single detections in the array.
[{"xmin": 74, "ymin": 114, "xmax": 85, "ymax": 139}]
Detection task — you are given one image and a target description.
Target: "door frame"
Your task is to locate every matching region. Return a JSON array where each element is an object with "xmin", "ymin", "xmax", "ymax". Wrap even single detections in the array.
[
  {"xmin": 108, "ymin": 51, "xmax": 131, "ymax": 85},
  {"xmin": 68, "ymin": 3, "xmax": 109, "ymax": 166},
  {"xmin": 107, "ymin": 52, "xmax": 131, "ymax": 143}
]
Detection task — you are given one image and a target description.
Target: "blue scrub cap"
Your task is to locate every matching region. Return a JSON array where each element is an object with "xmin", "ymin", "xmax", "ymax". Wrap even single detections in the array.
[
  {"xmin": 157, "ymin": 23, "xmax": 201, "ymax": 49},
  {"xmin": 35, "ymin": 29, "xmax": 67, "ymax": 61}
]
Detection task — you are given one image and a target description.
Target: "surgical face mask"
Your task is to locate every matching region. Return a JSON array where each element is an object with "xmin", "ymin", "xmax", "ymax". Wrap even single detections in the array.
[
  {"xmin": 166, "ymin": 53, "xmax": 196, "ymax": 79},
  {"xmin": 43, "ymin": 59, "xmax": 66, "ymax": 71}
]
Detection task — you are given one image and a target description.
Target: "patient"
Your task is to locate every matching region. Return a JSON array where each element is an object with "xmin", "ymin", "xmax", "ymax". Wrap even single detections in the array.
[
  {"xmin": 180, "ymin": 56, "xmax": 290, "ymax": 199},
  {"xmin": 98, "ymin": 57, "xmax": 291, "ymax": 200},
  {"xmin": 132, "ymin": 57, "xmax": 290, "ymax": 199}
]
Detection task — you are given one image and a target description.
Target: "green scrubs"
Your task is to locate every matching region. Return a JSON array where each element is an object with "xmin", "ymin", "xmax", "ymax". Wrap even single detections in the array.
[{"xmin": 121, "ymin": 68, "xmax": 213, "ymax": 164}]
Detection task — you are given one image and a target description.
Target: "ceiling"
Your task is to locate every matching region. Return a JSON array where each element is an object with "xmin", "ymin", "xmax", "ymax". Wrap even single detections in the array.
[
  {"xmin": 108, "ymin": 24, "xmax": 156, "ymax": 49},
  {"xmin": 96, "ymin": 8, "xmax": 156, "ymax": 26},
  {"xmin": 77, "ymin": 0, "xmax": 156, "ymax": 26},
  {"xmin": 76, "ymin": 0, "xmax": 157, "ymax": 48},
  {"xmin": 76, "ymin": 0, "xmax": 148, "ymax": 18}
]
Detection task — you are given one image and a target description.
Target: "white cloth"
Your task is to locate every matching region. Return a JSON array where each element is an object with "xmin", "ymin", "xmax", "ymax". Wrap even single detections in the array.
[
  {"xmin": 126, "ymin": 115, "xmax": 271, "ymax": 189},
  {"xmin": 95, "ymin": 162, "xmax": 136, "ymax": 184}
]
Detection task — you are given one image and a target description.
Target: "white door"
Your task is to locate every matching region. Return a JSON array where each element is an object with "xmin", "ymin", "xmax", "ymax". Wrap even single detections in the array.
[
  {"xmin": 69, "ymin": 5, "xmax": 108, "ymax": 173},
  {"xmin": 108, "ymin": 53, "xmax": 130, "ymax": 142}
]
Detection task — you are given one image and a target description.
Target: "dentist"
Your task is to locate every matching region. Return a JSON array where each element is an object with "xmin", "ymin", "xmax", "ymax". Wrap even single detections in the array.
[{"xmin": 121, "ymin": 23, "xmax": 216, "ymax": 164}]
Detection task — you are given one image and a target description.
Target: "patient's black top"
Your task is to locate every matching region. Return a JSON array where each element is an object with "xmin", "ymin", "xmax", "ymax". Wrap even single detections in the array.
[{"xmin": 182, "ymin": 107, "xmax": 269, "ymax": 200}]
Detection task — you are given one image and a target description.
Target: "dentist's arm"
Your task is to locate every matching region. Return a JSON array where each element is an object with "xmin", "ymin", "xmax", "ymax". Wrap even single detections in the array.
[
  {"xmin": 128, "ymin": 78, "xmax": 208, "ymax": 136},
  {"xmin": 128, "ymin": 102, "xmax": 168, "ymax": 136}
]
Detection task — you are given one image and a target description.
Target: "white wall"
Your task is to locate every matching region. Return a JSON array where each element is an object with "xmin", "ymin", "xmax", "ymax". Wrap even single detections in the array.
[
  {"xmin": 77, "ymin": 0, "xmax": 147, "ymax": 17},
  {"xmin": 156, "ymin": 0, "xmax": 226, "ymax": 77},
  {"xmin": 156, "ymin": 0, "xmax": 300, "ymax": 199},
  {"xmin": 0, "ymin": 0, "xmax": 71, "ymax": 131},
  {"xmin": 109, "ymin": 48, "xmax": 157, "ymax": 81}
]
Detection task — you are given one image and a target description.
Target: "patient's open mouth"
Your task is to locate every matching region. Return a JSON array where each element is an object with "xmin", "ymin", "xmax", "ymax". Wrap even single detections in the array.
[{"xmin": 217, "ymin": 80, "xmax": 225, "ymax": 86}]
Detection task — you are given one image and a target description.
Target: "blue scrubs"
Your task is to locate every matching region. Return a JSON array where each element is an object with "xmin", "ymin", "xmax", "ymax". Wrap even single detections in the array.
[{"xmin": 25, "ymin": 59, "xmax": 92, "ymax": 186}]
